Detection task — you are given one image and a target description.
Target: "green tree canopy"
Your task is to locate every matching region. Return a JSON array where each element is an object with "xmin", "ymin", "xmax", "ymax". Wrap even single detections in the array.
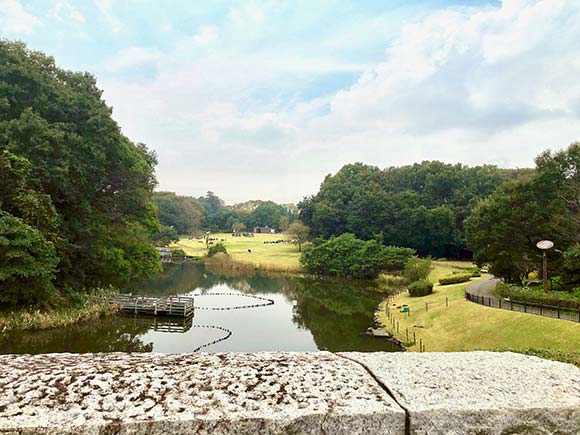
[
  {"xmin": 299, "ymin": 161, "xmax": 530, "ymax": 258},
  {"xmin": 286, "ymin": 220, "xmax": 309, "ymax": 252},
  {"xmin": 0, "ymin": 40, "xmax": 162, "ymax": 295},
  {"xmin": 0, "ymin": 212, "xmax": 59, "ymax": 306},
  {"xmin": 466, "ymin": 143, "xmax": 580, "ymax": 286},
  {"xmin": 300, "ymin": 233, "xmax": 414, "ymax": 279},
  {"xmin": 153, "ymin": 191, "xmax": 204, "ymax": 234}
]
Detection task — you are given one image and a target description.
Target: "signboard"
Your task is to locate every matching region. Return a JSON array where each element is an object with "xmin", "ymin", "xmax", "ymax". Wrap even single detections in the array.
[{"xmin": 536, "ymin": 240, "xmax": 554, "ymax": 250}]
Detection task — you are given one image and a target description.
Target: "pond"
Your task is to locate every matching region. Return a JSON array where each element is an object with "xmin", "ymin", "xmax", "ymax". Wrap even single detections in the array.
[{"xmin": 0, "ymin": 263, "xmax": 402, "ymax": 354}]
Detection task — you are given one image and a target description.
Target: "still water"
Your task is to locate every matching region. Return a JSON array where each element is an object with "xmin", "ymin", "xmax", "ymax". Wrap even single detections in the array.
[{"xmin": 0, "ymin": 263, "xmax": 401, "ymax": 354}]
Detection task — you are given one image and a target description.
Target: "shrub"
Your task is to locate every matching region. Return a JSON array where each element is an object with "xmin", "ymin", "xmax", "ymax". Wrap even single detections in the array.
[
  {"xmin": 408, "ymin": 280, "xmax": 434, "ymax": 297},
  {"xmin": 171, "ymin": 248, "xmax": 187, "ymax": 260},
  {"xmin": 439, "ymin": 274, "xmax": 472, "ymax": 285},
  {"xmin": 453, "ymin": 269, "xmax": 481, "ymax": 277},
  {"xmin": 496, "ymin": 283, "xmax": 580, "ymax": 310},
  {"xmin": 300, "ymin": 233, "xmax": 413, "ymax": 279},
  {"xmin": 207, "ymin": 242, "xmax": 228, "ymax": 257},
  {"xmin": 404, "ymin": 257, "xmax": 432, "ymax": 283},
  {"xmin": 377, "ymin": 274, "xmax": 407, "ymax": 287},
  {"xmin": 0, "ymin": 213, "xmax": 59, "ymax": 306}
]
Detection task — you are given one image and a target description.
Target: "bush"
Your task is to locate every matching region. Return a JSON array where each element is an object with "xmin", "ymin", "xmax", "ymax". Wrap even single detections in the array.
[
  {"xmin": 377, "ymin": 274, "xmax": 407, "ymax": 287},
  {"xmin": 0, "ymin": 213, "xmax": 59, "ymax": 306},
  {"xmin": 454, "ymin": 266, "xmax": 481, "ymax": 277},
  {"xmin": 300, "ymin": 233, "xmax": 413, "ymax": 279},
  {"xmin": 408, "ymin": 280, "xmax": 434, "ymax": 297},
  {"xmin": 207, "ymin": 243, "xmax": 228, "ymax": 257},
  {"xmin": 439, "ymin": 274, "xmax": 472, "ymax": 285},
  {"xmin": 404, "ymin": 257, "xmax": 432, "ymax": 283},
  {"xmin": 496, "ymin": 283, "xmax": 580, "ymax": 310},
  {"xmin": 171, "ymin": 248, "xmax": 187, "ymax": 260}
]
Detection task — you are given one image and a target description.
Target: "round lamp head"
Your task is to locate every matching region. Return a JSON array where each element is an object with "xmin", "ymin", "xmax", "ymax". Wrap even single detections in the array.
[{"xmin": 536, "ymin": 240, "xmax": 554, "ymax": 250}]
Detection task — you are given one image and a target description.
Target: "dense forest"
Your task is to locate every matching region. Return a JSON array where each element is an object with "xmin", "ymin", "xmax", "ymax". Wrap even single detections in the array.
[
  {"xmin": 0, "ymin": 41, "xmax": 162, "ymax": 305},
  {"xmin": 154, "ymin": 190, "xmax": 298, "ymax": 239},
  {"xmin": 298, "ymin": 162, "xmax": 532, "ymax": 258}
]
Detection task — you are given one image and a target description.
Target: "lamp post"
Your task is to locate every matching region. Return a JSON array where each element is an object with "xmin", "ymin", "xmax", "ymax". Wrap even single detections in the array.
[{"xmin": 536, "ymin": 240, "xmax": 554, "ymax": 294}]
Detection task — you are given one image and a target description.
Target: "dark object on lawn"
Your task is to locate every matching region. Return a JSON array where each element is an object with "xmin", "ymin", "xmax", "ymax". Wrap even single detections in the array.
[{"xmin": 248, "ymin": 249, "xmax": 252, "ymax": 253}]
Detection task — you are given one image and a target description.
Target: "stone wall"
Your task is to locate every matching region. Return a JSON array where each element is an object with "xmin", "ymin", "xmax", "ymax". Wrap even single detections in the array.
[{"xmin": 1, "ymin": 351, "xmax": 579, "ymax": 434}]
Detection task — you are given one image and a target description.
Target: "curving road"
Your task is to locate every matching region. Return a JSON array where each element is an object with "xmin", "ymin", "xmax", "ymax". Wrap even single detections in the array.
[{"xmin": 466, "ymin": 277, "xmax": 499, "ymax": 298}]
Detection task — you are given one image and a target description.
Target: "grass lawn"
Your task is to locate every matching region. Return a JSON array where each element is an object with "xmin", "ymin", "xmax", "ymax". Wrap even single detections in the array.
[
  {"xmin": 171, "ymin": 232, "xmax": 303, "ymax": 272},
  {"xmin": 378, "ymin": 263, "xmax": 580, "ymax": 354}
]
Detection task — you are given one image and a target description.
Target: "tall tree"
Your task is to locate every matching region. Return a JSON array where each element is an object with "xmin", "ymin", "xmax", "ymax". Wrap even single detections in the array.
[
  {"xmin": 286, "ymin": 221, "xmax": 309, "ymax": 252},
  {"xmin": 466, "ymin": 143, "xmax": 580, "ymax": 285},
  {"xmin": 153, "ymin": 192, "xmax": 205, "ymax": 234},
  {"xmin": 0, "ymin": 40, "xmax": 162, "ymax": 291}
]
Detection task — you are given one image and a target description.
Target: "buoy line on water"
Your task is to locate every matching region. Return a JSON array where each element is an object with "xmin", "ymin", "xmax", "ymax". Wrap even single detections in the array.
[
  {"xmin": 191, "ymin": 325, "xmax": 233, "ymax": 352},
  {"xmin": 194, "ymin": 292, "xmax": 274, "ymax": 310},
  {"xmin": 190, "ymin": 293, "xmax": 273, "ymax": 351}
]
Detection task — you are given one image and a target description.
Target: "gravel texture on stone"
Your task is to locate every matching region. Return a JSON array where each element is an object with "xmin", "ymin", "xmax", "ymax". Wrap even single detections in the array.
[
  {"xmin": 341, "ymin": 351, "xmax": 580, "ymax": 435},
  {"xmin": 0, "ymin": 352, "xmax": 405, "ymax": 435}
]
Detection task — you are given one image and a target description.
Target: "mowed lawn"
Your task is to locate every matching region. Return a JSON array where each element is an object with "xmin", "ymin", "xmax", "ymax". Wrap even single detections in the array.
[
  {"xmin": 378, "ymin": 263, "xmax": 580, "ymax": 353},
  {"xmin": 172, "ymin": 233, "xmax": 303, "ymax": 271}
]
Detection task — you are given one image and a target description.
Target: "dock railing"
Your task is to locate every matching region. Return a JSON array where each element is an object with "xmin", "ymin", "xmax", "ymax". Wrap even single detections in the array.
[{"xmin": 109, "ymin": 295, "xmax": 194, "ymax": 318}]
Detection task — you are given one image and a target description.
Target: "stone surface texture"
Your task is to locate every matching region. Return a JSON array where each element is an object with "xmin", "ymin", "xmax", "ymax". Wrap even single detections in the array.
[
  {"xmin": 0, "ymin": 352, "xmax": 404, "ymax": 435},
  {"xmin": 342, "ymin": 351, "xmax": 580, "ymax": 435}
]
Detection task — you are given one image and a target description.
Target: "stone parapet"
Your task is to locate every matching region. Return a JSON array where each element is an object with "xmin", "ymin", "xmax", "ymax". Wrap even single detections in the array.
[{"xmin": 1, "ymin": 351, "xmax": 579, "ymax": 434}]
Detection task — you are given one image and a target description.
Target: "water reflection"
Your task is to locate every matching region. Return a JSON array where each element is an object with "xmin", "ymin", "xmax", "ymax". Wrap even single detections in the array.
[{"xmin": 0, "ymin": 263, "xmax": 402, "ymax": 354}]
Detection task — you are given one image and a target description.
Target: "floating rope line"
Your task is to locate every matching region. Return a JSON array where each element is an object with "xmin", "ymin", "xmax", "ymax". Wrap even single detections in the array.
[
  {"xmin": 194, "ymin": 292, "xmax": 274, "ymax": 310},
  {"xmin": 191, "ymin": 325, "xmax": 232, "ymax": 352},
  {"xmin": 189, "ymin": 293, "xmax": 273, "ymax": 351}
]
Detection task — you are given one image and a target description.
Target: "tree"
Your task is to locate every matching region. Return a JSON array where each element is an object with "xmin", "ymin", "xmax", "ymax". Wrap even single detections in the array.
[
  {"xmin": 232, "ymin": 222, "xmax": 246, "ymax": 233},
  {"xmin": 152, "ymin": 225, "xmax": 179, "ymax": 246},
  {"xmin": 207, "ymin": 242, "xmax": 228, "ymax": 257},
  {"xmin": 0, "ymin": 40, "xmax": 162, "ymax": 293},
  {"xmin": 300, "ymin": 233, "xmax": 414, "ymax": 279},
  {"xmin": 0, "ymin": 150, "xmax": 59, "ymax": 239},
  {"xmin": 466, "ymin": 143, "xmax": 580, "ymax": 285},
  {"xmin": 404, "ymin": 257, "xmax": 432, "ymax": 283},
  {"xmin": 0, "ymin": 212, "xmax": 59, "ymax": 306},
  {"xmin": 198, "ymin": 191, "xmax": 225, "ymax": 230},
  {"xmin": 153, "ymin": 192, "xmax": 204, "ymax": 234},
  {"xmin": 287, "ymin": 221, "xmax": 310, "ymax": 252}
]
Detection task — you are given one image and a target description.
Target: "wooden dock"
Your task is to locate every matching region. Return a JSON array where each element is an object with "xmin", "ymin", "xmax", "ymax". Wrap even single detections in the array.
[
  {"xmin": 121, "ymin": 314, "xmax": 194, "ymax": 333},
  {"xmin": 109, "ymin": 295, "xmax": 194, "ymax": 318}
]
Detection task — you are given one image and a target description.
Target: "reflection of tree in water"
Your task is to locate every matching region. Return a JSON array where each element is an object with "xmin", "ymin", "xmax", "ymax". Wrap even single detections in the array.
[
  {"xmin": 0, "ymin": 316, "xmax": 154, "ymax": 355},
  {"xmin": 124, "ymin": 263, "xmax": 402, "ymax": 352},
  {"xmin": 123, "ymin": 262, "xmax": 206, "ymax": 295},
  {"xmin": 128, "ymin": 262, "xmax": 299, "ymax": 297},
  {"xmin": 289, "ymin": 278, "xmax": 402, "ymax": 352}
]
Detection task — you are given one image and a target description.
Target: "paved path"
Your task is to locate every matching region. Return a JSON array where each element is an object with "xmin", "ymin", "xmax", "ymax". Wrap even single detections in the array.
[
  {"xmin": 466, "ymin": 276, "xmax": 498, "ymax": 298},
  {"xmin": 465, "ymin": 277, "xmax": 580, "ymax": 323}
]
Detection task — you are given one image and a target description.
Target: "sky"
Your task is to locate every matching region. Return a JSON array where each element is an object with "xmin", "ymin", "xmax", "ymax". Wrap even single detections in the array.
[{"xmin": 1, "ymin": 0, "xmax": 580, "ymax": 204}]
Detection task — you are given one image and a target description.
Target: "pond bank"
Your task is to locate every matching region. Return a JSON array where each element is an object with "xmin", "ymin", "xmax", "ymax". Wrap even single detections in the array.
[
  {"xmin": 0, "ymin": 295, "xmax": 116, "ymax": 333},
  {"xmin": 1, "ymin": 262, "xmax": 402, "ymax": 354},
  {"xmin": 376, "ymin": 264, "xmax": 580, "ymax": 356}
]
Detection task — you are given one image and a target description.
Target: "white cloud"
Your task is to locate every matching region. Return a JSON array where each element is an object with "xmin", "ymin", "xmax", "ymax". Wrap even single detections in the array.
[
  {"xmin": 93, "ymin": 0, "xmax": 121, "ymax": 32},
  {"xmin": 98, "ymin": 0, "xmax": 580, "ymax": 203},
  {"xmin": 0, "ymin": 0, "xmax": 41, "ymax": 35},
  {"xmin": 51, "ymin": 1, "xmax": 85, "ymax": 24},
  {"xmin": 102, "ymin": 46, "xmax": 161, "ymax": 72},
  {"xmin": 189, "ymin": 26, "xmax": 219, "ymax": 46}
]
